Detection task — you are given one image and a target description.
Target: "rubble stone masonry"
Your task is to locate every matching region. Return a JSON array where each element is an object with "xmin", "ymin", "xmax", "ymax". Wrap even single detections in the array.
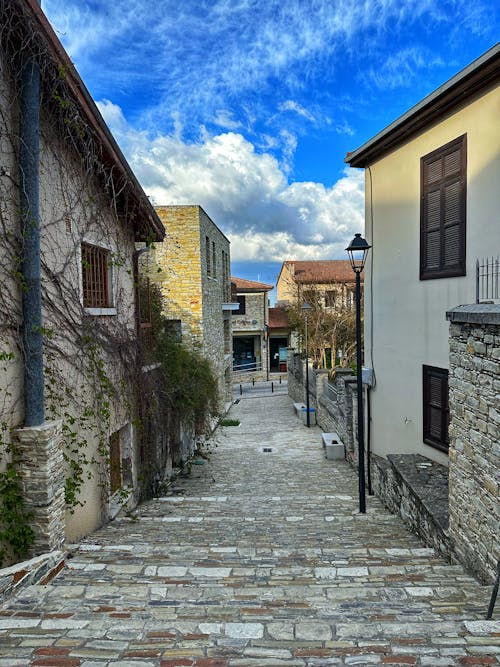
[{"xmin": 447, "ymin": 304, "xmax": 500, "ymax": 584}]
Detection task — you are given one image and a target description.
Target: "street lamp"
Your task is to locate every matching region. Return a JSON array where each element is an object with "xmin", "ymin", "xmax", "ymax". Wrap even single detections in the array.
[
  {"xmin": 301, "ymin": 301, "xmax": 313, "ymax": 427},
  {"xmin": 346, "ymin": 233, "xmax": 371, "ymax": 514}
]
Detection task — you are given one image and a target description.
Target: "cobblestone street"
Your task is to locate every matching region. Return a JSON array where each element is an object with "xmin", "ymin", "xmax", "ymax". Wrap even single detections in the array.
[{"xmin": 0, "ymin": 394, "xmax": 498, "ymax": 666}]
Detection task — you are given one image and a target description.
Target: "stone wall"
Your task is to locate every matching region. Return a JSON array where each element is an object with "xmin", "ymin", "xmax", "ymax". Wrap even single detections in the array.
[
  {"xmin": 288, "ymin": 353, "xmax": 357, "ymax": 456},
  {"xmin": 153, "ymin": 205, "xmax": 233, "ymax": 406},
  {"xmin": 447, "ymin": 304, "xmax": 500, "ymax": 584}
]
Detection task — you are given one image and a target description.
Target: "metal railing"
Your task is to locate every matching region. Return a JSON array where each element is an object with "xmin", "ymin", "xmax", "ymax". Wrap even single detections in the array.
[
  {"xmin": 233, "ymin": 360, "xmax": 263, "ymax": 374},
  {"xmin": 476, "ymin": 256, "xmax": 499, "ymax": 303}
]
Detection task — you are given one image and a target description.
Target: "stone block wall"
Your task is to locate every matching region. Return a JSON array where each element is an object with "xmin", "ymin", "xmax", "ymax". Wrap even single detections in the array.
[
  {"xmin": 153, "ymin": 205, "xmax": 233, "ymax": 406},
  {"xmin": 288, "ymin": 353, "xmax": 357, "ymax": 455},
  {"xmin": 287, "ymin": 352, "xmax": 305, "ymax": 404},
  {"xmin": 317, "ymin": 369, "xmax": 357, "ymax": 457},
  {"xmin": 13, "ymin": 421, "xmax": 65, "ymax": 555},
  {"xmin": 447, "ymin": 304, "xmax": 500, "ymax": 584}
]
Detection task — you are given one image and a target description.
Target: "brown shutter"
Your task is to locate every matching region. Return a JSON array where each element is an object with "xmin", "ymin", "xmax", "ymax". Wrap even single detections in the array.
[
  {"xmin": 423, "ymin": 365, "xmax": 449, "ymax": 452},
  {"xmin": 420, "ymin": 135, "xmax": 466, "ymax": 279}
]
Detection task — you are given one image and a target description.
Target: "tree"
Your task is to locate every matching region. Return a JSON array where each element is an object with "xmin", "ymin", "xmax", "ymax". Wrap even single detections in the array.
[{"xmin": 286, "ymin": 287, "xmax": 359, "ymax": 369}]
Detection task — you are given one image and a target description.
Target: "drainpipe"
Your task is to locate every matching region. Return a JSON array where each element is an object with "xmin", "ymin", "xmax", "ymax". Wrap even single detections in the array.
[{"xmin": 20, "ymin": 21, "xmax": 44, "ymax": 427}]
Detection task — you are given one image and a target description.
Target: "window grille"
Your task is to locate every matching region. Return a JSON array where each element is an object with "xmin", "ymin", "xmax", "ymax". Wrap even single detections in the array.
[{"xmin": 82, "ymin": 243, "xmax": 110, "ymax": 308}]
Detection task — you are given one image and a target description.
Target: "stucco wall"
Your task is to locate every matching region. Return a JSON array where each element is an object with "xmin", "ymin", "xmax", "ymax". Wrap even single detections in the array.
[{"xmin": 363, "ymin": 83, "xmax": 500, "ymax": 463}]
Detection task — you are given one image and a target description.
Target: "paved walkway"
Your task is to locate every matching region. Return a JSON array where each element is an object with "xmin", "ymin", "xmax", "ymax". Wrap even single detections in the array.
[{"xmin": 0, "ymin": 395, "xmax": 498, "ymax": 666}]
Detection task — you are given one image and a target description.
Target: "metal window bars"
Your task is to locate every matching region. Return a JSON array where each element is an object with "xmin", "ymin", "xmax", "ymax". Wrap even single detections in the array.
[
  {"xmin": 476, "ymin": 256, "xmax": 499, "ymax": 303},
  {"xmin": 82, "ymin": 243, "xmax": 110, "ymax": 308}
]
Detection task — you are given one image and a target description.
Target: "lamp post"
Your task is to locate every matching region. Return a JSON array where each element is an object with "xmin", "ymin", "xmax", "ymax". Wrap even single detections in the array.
[
  {"xmin": 301, "ymin": 301, "xmax": 313, "ymax": 427},
  {"xmin": 346, "ymin": 233, "xmax": 371, "ymax": 514}
]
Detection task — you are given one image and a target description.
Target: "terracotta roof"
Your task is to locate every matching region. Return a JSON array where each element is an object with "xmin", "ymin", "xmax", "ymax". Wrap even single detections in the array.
[
  {"xmin": 269, "ymin": 308, "xmax": 289, "ymax": 329},
  {"xmin": 11, "ymin": 0, "xmax": 164, "ymax": 242},
  {"xmin": 284, "ymin": 260, "xmax": 359, "ymax": 284},
  {"xmin": 231, "ymin": 277, "xmax": 274, "ymax": 292}
]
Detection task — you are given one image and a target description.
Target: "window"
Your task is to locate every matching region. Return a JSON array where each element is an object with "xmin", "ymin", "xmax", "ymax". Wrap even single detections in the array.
[
  {"xmin": 423, "ymin": 365, "xmax": 449, "ymax": 452},
  {"xmin": 325, "ymin": 290, "xmax": 336, "ymax": 308},
  {"xmin": 233, "ymin": 295, "xmax": 246, "ymax": 315},
  {"xmin": 420, "ymin": 135, "xmax": 466, "ymax": 280},
  {"xmin": 81, "ymin": 242, "xmax": 111, "ymax": 308},
  {"xmin": 212, "ymin": 241, "xmax": 216, "ymax": 278},
  {"xmin": 206, "ymin": 236, "xmax": 211, "ymax": 275}
]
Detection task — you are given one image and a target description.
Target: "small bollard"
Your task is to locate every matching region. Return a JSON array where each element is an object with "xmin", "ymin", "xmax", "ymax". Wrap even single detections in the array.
[
  {"xmin": 239, "ymin": 384, "xmax": 242, "ymax": 395},
  {"xmin": 271, "ymin": 382, "xmax": 274, "ymax": 393}
]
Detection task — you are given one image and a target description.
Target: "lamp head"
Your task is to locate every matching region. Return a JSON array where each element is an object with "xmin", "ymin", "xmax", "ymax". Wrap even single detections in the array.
[{"xmin": 346, "ymin": 233, "xmax": 371, "ymax": 273}]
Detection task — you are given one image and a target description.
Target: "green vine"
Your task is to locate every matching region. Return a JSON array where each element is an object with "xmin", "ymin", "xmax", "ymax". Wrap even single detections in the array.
[{"xmin": 0, "ymin": 463, "xmax": 35, "ymax": 565}]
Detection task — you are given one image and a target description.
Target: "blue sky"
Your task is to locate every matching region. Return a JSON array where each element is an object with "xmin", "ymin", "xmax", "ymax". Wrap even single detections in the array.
[{"xmin": 42, "ymin": 0, "xmax": 499, "ymax": 295}]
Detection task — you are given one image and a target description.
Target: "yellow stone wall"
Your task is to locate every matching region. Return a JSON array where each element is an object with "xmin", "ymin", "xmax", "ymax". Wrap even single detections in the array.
[
  {"xmin": 153, "ymin": 206, "xmax": 204, "ymax": 348},
  {"xmin": 152, "ymin": 205, "xmax": 233, "ymax": 404}
]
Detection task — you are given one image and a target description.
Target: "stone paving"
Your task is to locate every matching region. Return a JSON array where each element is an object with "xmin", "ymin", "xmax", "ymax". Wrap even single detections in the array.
[{"xmin": 0, "ymin": 394, "xmax": 498, "ymax": 666}]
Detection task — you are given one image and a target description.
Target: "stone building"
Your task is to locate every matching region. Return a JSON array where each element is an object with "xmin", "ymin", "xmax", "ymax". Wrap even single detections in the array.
[
  {"xmin": 277, "ymin": 260, "xmax": 361, "ymax": 367},
  {"xmin": 231, "ymin": 277, "xmax": 273, "ymax": 382},
  {"xmin": 0, "ymin": 0, "xmax": 165, "ymax": 555},
  {"xmin": 276, "ymin": 260, "xmax": 358, "ymax": 309},
  {"xmin": 152, "ymin": 206, "xmax": 233, "ymax": 406}
]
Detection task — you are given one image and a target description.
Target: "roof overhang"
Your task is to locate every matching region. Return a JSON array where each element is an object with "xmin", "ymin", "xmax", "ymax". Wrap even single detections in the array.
[
  {"xmin": 346, "ymin": 44, "xmax": 500, "ymax": 169},
  {"xmin": 14, "ymin": 0, "xmax": 164, "ymax": 242}
]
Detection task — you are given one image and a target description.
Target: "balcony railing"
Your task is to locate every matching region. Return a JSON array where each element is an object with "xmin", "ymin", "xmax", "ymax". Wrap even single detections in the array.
[{"xmin": 476, "ymin": 256, "xmax": 499, "ymax": 303}]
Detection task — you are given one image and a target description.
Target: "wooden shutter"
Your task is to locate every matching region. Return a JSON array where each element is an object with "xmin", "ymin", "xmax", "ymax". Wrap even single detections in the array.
[
  {"xmin": 420, "ymin": 135, "xmax": 466, "ymax": 279},
  {"xmin": 423, "ymin": 365, "xmax": 449, "ymax": 452}
]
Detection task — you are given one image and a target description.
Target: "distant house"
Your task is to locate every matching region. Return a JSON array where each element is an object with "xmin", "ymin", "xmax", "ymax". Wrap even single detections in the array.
[
  {"xmin": 231, "ymin": 277, "xmax": 273, "ymax": 381},
  {"xmin": 152, "ymin": 205, "xmax": 233, "ymax": 406},
  {"xmin": 276, "ymin": 260, "xmax": 358, "ymax": 309},
  {"xmin": 277, "ymin": 260, "xmax": 361, "ymax": 367},
  {"xmin": 345, "ymin": 44, "xmax": 500, "ymax": 465},
  {"xmin": 0, "ymin": 0, "xmax": 165, "ymax": 554}
]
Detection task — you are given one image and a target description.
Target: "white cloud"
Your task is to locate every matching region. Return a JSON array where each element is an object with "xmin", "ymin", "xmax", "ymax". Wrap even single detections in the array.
[
  {"xmin": 362, "ymin": 47, "xmax": 445, "ymax": 91},
  {"xmin": 97, "ymin": 101, "xmax": 364, "ymax": 262},
  {"xmin": 279, "ymin": 100, "xmax": 316, "ymax": 122},
  {"xmin": 43, "ymin": 0, "xmax": 489, "ymax": 138}
]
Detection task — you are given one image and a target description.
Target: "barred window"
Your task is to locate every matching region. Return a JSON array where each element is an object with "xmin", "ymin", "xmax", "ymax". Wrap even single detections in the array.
[{"xmin": 81, "ymin": 243, "xmax": 111, "ymax": 308}]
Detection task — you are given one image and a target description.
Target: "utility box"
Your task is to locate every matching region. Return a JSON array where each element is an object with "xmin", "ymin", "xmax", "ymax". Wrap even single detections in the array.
[
  {"xmin": 322, "ymin": 432, "xmax": 345, "ymax": 460},
  {"xmin": 362, "ymin": 367, "xmax": 374, "ymax": 387}
]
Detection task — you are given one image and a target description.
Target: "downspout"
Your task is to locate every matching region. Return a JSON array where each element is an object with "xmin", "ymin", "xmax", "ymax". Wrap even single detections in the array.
[{"xmin": 20, "ymin": 13, "xmax": 44, "ymax": 427}]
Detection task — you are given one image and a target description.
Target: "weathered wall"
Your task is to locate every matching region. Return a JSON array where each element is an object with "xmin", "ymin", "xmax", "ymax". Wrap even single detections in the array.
[
  {"xmin": 0, "ymin": 44, "xmax": 153, "ymax": 548},
  {"xmin": 447, "ymin": 304, "xmax": 500, "ymax": 584}
]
